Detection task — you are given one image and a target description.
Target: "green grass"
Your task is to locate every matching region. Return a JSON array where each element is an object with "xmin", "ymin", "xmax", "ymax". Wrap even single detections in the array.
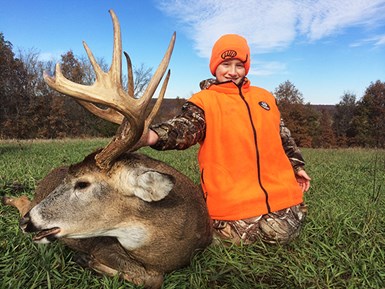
[{"xmin": 1, "ymin": 139, "xmax": 385, "ymax": 289}]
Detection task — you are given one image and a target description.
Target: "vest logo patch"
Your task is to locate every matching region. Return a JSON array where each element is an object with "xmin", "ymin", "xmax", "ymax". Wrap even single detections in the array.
[{"xmin": 259, "ymin": 101, "xmax": 270, "ymax": 111}]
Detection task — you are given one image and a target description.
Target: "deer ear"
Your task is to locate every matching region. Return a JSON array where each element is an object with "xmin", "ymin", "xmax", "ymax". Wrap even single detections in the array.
[
  {"xmin": 115, "ymin": 167, "xmax": 175, "ymax": 202},
  {"xmin": 134, "ymin": 171, "xmax": 175, "ymax": 202}
]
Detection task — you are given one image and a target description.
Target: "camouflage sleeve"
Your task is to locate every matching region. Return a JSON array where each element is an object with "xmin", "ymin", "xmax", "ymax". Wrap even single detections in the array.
[
  {"xmin": 150, "ymin": 102, "xmax": 206, "ymax": 150},
  {"xmin": 280, "ymin": 118, "xmax": 306, "ymax": 172}
]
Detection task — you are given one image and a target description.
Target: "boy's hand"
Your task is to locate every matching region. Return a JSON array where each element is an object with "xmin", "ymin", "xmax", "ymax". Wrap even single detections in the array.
[{"xmin": 296, "ymin": 169, "xmax": 311, "ymax": 193}]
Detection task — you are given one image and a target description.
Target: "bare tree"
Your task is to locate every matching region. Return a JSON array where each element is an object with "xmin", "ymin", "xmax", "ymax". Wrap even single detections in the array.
[
  {"xmin": 79, "ymin": 55, "xmax": 109, "ymax": 85},
  {"xmin": 132, "ymin": 63, "xmax": 153, "ymax": 98},
  {"xmin": 274, "ymin": 80, "xmax": 304, "ymax": 105}
]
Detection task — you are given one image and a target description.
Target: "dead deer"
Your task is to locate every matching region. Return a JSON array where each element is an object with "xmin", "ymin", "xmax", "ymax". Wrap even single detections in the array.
[{"xmin": 2, "ymin": 10, "xmax": 212, "ymax": 289}]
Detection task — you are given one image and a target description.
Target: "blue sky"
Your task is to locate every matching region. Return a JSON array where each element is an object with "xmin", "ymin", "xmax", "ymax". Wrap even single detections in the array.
[{"xmin": 1, "ymin": 0, "xmax": 385, "ymax": 104}]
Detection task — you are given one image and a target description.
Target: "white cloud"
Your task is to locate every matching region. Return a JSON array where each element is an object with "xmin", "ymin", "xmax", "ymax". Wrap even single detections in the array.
[
  {"xmin": 374, "ymin": 35, "xmax": 385, "ymax": 46},
  {"xmin": 249, "ymin": 61, "xmax": 287, "ymax": 76},
  {"xmin": 158, "ymin": 0, "xmax": 297, "ymax": 56},
  {"xmin": 157, "ymin": 0, "xmax": 385, "ymax": 56},
  {"xmin": 296, "ymin": 0, "xmax": 385, "ymax": 40},
  {"xmin": 350, "ymin": 34, "xmax": 385, "ymax": 47}
]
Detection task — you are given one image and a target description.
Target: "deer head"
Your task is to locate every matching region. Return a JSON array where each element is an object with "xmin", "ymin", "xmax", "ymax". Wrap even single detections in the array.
[{"xmin": 43, "ymin": 9, "xmax": 175, "ymax": 170}]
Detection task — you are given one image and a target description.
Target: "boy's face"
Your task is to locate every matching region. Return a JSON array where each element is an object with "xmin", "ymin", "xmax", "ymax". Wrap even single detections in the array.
[{"xmin": 215, "ymin": 59, "xmax": 246, "ymax": 85}]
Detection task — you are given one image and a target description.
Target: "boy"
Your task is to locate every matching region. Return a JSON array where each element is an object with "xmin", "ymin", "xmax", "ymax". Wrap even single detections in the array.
[{"xmin": 144, "ymin": 34, "xmax": 310, "ymax": 245}]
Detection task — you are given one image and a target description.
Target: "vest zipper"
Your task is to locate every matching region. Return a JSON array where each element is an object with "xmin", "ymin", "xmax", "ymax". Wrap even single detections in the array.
[
  {"xmin": 200, "ymin": 168, "xmax": 208, "ymax": 202},
  {"xmin": 238, "ymin": 87, "xmax": 271, "ymax": 213}
]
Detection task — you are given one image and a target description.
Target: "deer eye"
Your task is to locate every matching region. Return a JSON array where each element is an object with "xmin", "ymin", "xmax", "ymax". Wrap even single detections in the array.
[{"xmin": 75, "ymin": 181, "xmax": 90, "ymax": 190}]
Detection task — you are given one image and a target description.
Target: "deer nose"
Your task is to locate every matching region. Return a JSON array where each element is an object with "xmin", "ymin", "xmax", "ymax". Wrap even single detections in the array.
[
  {"xmin": 19, "ymin": 212, "xmax": 30, "ymax": 228},
  {"xmin": 19, "ymin": 212, "xmax": 38, "ymax": 232}
]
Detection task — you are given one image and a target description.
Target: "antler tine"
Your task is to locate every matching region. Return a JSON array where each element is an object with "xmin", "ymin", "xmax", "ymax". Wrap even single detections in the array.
[
  {"xmin": 137, "ymin": 32, "xmax": 176, "ymax": 111},
  {"xmin": 109, "ymin": 10, "xmax": 123, "ymax": 87},
  {"xmin": 77, "ymin": 101, "xmax": 124, "ymax": 125},
  {"xmin": 74, "ymin": 51, "xmax": 135, "ymax": 126},
  {"xmin": 43, "ymin": 9, "xmax": 135, "ymax": 117},
  {"xmin": 75, "ymin": 51, "xmax": 136, "ymax": 126},
  {"xmin": 72, "ymin": 49, "xmax": 134, "ymax": 126},
  {"xmin": 124, "ymin": 51, "xmax": 135, "ymax": 97},
  {"xmin": 125, "ymin": 69, "xmax": 171, "ymax": 153},
  {"xmin": 144, "ymin": 69, "xmax": 171, "ymax": 130},
  {"xmin": 82, "ymin": 42, "xmax": 106, "ymax": 89}
]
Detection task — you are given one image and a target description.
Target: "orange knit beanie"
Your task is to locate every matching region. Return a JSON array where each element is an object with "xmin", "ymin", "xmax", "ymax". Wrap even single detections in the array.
[{"xmin": 209, "ymin": 34, "xmax": 250, "ymax": 76}]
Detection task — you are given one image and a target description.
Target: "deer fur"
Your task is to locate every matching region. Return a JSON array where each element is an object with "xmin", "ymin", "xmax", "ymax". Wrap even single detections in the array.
[{"xmin": 3, "ymin": 151, "xmax": 212, "ymax": 288}]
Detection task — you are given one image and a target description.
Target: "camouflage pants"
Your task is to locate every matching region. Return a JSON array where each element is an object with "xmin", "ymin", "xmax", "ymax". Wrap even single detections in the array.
[{"xmin": 212, "ymin": 203, "xmax": 308, "ymax": 245}]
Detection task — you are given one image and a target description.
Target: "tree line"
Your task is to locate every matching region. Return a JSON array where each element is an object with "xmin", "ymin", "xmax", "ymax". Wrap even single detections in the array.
[
  {"xmin": 1, "ymin": 32, "xmax": 385, "ymax": 148},
  {"xmin": 274, "ymin": 80, "xmax": 385, "ymax": 148}
]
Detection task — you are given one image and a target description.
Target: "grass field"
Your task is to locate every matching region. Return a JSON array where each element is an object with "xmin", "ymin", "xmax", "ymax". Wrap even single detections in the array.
[{"xmin": 0, "ymin": 139, "xmax": 384, "ymax": 289}]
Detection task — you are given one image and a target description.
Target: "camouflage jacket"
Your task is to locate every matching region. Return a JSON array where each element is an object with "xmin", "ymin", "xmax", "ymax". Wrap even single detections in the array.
[{"xmin": 151, "ymin": 79, "xmax": 305, "ymax": 172}]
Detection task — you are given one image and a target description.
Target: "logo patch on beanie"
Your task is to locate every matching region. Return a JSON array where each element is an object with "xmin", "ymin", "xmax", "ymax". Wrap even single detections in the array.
[
  {"xmin": 259, "ymin": 101, "xmax": 270, "ymax": 111},
  {"xmin": 221, "ymin": 50, "xmax": 237, "ymax": 59}
]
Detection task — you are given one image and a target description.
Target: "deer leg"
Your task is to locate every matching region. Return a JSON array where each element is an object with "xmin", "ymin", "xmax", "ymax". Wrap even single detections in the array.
[
  {"xmin": 73, "ymin": 252, "xmax": 120, "ymax": 276},
  {"xmin": 64, "ymin": 237, "xmax": 163, "ymax": 289},
  {"xmin": 73, "ymin": 252, "xmax": 163, "ymax": 289},
  {"xmin": 2, "ymin": 195, "xmax": 32, "ymax": 217}
]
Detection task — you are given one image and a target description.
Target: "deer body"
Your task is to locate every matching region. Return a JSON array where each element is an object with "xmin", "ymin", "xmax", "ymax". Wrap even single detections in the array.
[
  {"xmin": 6, "ymin": 151, "xmax": 211, "ymax": 288},
  {"xmin": 2, "ymin": 10, "xmax": 213, "ymax": 289}
]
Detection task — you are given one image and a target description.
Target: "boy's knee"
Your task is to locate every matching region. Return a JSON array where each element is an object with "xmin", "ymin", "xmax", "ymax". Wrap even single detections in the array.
[{"xmin": 258, "ymin": 204, "xmax": 308, "ymax": 244}]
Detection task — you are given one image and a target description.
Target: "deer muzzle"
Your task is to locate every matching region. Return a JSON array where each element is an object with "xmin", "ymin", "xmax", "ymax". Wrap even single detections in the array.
[{"xmin": 19, "ymin": 212, "xmax": 61, "ymax": 242}]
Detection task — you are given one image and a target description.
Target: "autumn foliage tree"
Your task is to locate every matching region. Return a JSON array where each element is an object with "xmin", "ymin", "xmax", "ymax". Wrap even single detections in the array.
[
  {"xmin": 274, "ymin": 80, "xmax": 319, "ymax": 147},
  {"xmin": 0, "ymin": 33, "xmax": 29, "ymax": 138},
  {"xmin": 350, "ymin": 80, "xmax": 385, "ymax": 147},
  {"xmin": 332, "ymin": 92, "xmax": 357, "ymax": 147},
  {"xmin": 315, "ymin": 109, "xmax": 336, "ymax": 148},
  {"xmin": 49, "ymin": 51, "xmax": 89, "ymax": 137}
]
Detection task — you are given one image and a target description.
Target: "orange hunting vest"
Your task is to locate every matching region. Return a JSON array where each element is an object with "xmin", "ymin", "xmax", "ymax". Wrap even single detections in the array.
[{"xmin": 189, "ymin": 80, "xmax": 303, "ymax": 220}]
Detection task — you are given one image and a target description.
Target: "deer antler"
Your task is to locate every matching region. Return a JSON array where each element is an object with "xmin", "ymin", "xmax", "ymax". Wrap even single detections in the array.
[
  {"xmin": 74, "ymin": 51, "xmax": 135, "ymax": 125},
  {"xmin": 43, "ymin": 10, "xmax": 175, "ymax": 170}
]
